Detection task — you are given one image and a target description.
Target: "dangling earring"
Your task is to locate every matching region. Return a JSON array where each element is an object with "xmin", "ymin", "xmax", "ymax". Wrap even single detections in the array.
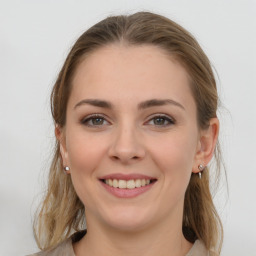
[
  {"xmin": 64, "ymin": 166, "xmax": 70, "ymax": 172},
  {"xmin": 198, "ymin": 164, "xmax": 205, "ymax": 179}
]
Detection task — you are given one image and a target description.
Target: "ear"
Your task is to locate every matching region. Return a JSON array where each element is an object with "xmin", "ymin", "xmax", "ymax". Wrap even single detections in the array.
[
  {"xmin": 55, "ymin": 124, "xmax": 70, "ymax": 174},
  {"xmin": 192, "ymin": 118, "xmax": 219, "ymax": 173}
]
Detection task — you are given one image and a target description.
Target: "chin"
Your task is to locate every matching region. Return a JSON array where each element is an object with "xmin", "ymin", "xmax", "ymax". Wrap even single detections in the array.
[{"xmin": 101, "ymin": 206, "xmax": 154, "ymax": 232}]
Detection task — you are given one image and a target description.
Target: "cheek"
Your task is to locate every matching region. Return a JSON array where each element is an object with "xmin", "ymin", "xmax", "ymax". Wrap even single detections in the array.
[
  {"xmin": 150, "ymin": 130, "xmax": 198, "ymax": 179},
  {"xmin": 66, "ymin": 130, "xmax": 107, "ymax": 176},
  {"xmin": 65, "ymin": 131, "xmax": 108, "ymax": 207}
]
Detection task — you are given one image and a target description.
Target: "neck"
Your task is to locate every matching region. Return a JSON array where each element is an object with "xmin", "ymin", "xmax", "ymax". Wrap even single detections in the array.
[{"xmin": 73, "ymin": 213, "xmax": 192, "ymax": 256}]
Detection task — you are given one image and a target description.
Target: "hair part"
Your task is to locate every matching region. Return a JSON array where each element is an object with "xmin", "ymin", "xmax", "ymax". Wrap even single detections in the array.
[{"xmin": 34, "ymin": 12, "xmax": 223, "ymax": 255}]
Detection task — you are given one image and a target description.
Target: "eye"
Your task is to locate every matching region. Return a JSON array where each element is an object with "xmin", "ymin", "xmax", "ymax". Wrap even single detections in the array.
[
  {"xmin": 81, "ymin": 114, "xmax": 110, "ymax": 127},
  {"xmin": 147, "ymin": 115, "xmax": 175, "ymax": 127}
]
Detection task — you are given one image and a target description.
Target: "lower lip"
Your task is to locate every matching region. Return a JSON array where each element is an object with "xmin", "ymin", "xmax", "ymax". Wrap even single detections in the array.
[{"xmin": 100, "ymin": 181, "xmax": 155, "ymax": 198}]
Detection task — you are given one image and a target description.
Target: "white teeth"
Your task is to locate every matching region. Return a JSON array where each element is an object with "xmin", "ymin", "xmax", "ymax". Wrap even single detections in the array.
[
  {"xmin": 104, "ymin": 178, "xmax": 152, "ymax": 189},
  {"xmin": 113, "ymin": 179, "xmax": 118, "ymax": 188},
  {"xmin": 118, "ymin": 180, "xmax": 126, "ymax": 189},
  {"xmin": 127, "ymin": 180, "xmax": 135, "ymax": 189},
  {"xmin": 135, "ymin": 179, "xmax": 142, "ymax": 188}
]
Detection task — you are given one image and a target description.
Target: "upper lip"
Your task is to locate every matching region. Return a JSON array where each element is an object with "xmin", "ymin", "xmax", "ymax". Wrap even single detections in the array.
[{"xmin": 99, "ymin": 173, "xmax": 157, "ymax": 181}]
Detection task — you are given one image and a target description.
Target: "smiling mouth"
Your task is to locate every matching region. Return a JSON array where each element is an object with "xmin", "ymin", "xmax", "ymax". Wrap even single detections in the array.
[{"xmin": 100, "ymin": 178, "xmax": 157, "ymax": 189}]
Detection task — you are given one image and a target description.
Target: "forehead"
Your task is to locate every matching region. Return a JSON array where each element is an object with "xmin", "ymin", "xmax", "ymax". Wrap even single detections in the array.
[{"xmin": 70, "ymin": 44, "xmax": 195, "ymax": 110}]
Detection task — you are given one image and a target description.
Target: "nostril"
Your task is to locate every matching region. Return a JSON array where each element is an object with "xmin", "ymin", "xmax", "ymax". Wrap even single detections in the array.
[
  {"xmin": 108, "ymin": 138, "xmax": 146, "ymax": 162},
  {"xmin": 111, "ymin": 155, "xmax": 140, "ymax": 161}
]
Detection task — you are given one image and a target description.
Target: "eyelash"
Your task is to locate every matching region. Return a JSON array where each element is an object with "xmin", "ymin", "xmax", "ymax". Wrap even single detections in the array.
[
  {"xmin": 146, "ymin": 114, "xmax": 175, "ymax": 127},
  {"xmin": 81, "ymin": 114, "xmax": 109, "ymax": 127},
  {"xmin": 80, "ymin": 114, "xmax": 175, "ymax": 128}
]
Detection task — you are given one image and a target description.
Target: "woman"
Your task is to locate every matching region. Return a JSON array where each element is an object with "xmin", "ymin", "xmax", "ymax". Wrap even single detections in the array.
[{"xmin": 30, "ymin": 11, "xmax": 223, "ymax": 256}]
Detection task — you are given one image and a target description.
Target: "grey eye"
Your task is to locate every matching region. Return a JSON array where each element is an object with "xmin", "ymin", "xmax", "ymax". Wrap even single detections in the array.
[
  {"xmin": 148, "ymin": 115, "xmax": 174, "ymax": 126},
  {"xmin": 153, "ymin": 117, "xmax": 167, "ymax": 125},
  {"xmin": 81, "ymin": 115, "xmax": 109, "ymax": 127},
  {"xmin": 91, "ymin": 117, "xmax": 104, "ymax": 125}
]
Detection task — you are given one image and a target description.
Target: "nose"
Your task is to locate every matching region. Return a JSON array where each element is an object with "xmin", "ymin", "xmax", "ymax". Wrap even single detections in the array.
[{"xmin": 108, "ymin": 124, "xmax": 146, "ymax": 164}]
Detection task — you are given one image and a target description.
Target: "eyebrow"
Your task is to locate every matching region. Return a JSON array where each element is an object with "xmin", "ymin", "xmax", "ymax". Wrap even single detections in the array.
[
  {"xmin": 74, "ymin": 98, "xmax": 185, "ymax": 110},
  {"xmin": 138, "ymin": 99, "xmax": 185, "ymax": 110},
  {"xmin": 74, "ymin": 99, "xmax": 112, "ymax": 109}
]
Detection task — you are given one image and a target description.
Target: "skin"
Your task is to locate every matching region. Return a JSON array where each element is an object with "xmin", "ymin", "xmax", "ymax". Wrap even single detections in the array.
[{"xmin": 57, "ymin": 44, "xmax": 219, "ymax": 256}]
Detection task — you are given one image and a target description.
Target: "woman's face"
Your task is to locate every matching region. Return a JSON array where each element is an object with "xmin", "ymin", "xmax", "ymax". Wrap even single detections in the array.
[{"xmin": 59, "ymin": 44, "xmax": 204, "ymax": 231}]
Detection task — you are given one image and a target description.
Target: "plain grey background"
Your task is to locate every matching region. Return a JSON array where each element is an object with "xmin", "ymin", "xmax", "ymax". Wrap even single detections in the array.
[{"xmin": 0, "ymin": 1, "xmax": 255, "ymax": 255}]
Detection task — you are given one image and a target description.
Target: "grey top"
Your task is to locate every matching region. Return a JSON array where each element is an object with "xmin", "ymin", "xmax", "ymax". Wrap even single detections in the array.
[{"xmin": 28, "ymin": 231, "xmax": 209, "ymax": 256}]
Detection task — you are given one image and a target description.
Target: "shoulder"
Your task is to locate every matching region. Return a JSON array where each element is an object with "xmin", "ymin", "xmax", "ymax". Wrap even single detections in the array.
[
  {"xmin": 27, "ymin": 230, "xmax": 86, "ymax": 256},
  {"xmin": 186, "ymin": 240, "xmax": 210, "ymax": 256},
  {"xmin": 27, "ymin": 239, "xmax": 74, "ymax": 256}
]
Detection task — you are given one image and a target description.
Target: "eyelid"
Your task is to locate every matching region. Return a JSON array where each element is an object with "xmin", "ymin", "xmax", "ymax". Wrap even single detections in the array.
[
  {"xmin": 145, "ymin": 113, "xmax": 176, "ymax": 126},
  {"xmin": 80, "ymin": 113, "xmax": 175, "ymax": 127},
  {"xmin": 80, "ymin": 113, "xmax": 111, "ymax": 127}
]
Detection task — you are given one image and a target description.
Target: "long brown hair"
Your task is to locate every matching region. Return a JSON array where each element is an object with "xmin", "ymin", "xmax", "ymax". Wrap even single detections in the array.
[{"xmin": 34, "ymin": 12, "xmax": 223, "ymax": 254}]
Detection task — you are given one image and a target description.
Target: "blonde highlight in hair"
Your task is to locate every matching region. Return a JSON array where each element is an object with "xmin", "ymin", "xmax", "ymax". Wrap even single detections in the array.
[
  {"xmin": 34, "ymin": 12, "xmax": 224, "ymax": 254},
  {"xmin": 34, "ymin": 146, "xmax": 85, "ymax": 249}
]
